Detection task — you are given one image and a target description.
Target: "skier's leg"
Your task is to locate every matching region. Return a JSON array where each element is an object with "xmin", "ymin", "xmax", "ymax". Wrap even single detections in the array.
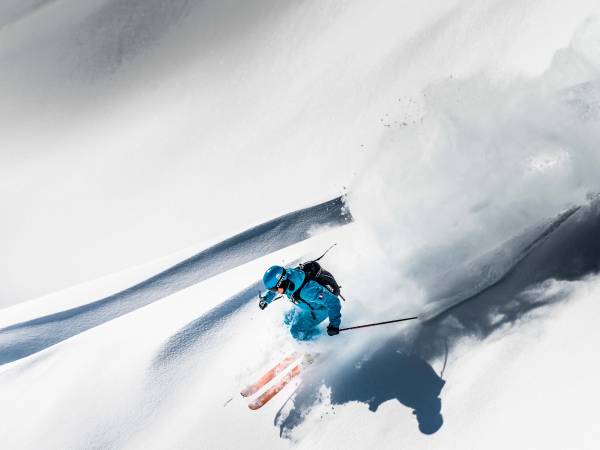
[
  {"xmin": 289, "ymin": 309, "xmax": 328, "ymax": 341},
  {"xmin": 283, "ymin": 307, "xmax": 297, "ymax": 326}
]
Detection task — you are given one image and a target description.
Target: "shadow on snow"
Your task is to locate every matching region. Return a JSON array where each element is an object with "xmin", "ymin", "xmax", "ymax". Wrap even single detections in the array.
[
  {"xmin": 0, "ymin": 197, "xmax": 351, "ymax": 366},
  {"xmin": 275, "ymin": 336, "xmax": 445, "ymax": 436},
  {"xmin": 275, "ymin": 199, "xmax": 600, "ymax": 437},
  {"xmin": 152, "ymin": 280, "xmax": 263, "ymax": 367}
]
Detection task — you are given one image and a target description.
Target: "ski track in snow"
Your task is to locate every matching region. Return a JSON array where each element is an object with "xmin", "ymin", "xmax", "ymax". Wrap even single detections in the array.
[
  {"xmin": 0, "ymin": 197, "xmax": 350, "ymax": 366},
  {"xmin": 420, "ymin": 204, "xmax": 582, "ymax": 321},
  {"xmin": 152, "ymin": 279, "xmax": 263, "ymax": 366}
]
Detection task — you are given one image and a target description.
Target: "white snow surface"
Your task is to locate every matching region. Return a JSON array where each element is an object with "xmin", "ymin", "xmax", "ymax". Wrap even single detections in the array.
[{"xmin": 2, "ymin": 0, "xmax": 600, "ymax": 449}]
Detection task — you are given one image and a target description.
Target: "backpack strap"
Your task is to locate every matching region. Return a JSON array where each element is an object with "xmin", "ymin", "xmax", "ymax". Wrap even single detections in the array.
[
  {"xmin": 292, "ymin": 265, "xmax": 320, "ymax": 302},
  {"xmin": 291, "ymin": 272, "xmax": 318, "ymax": 320}
]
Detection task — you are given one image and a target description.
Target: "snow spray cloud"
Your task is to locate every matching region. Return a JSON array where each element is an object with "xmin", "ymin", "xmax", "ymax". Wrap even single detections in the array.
[{"xmin": 348, "ymin": 15, "xmax": 600, "ymax": 313}]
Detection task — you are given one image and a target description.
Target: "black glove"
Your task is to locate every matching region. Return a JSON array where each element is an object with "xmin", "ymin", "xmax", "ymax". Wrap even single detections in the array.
[
  {"xmin": 258, "ymin": 299, "xmax": 268, "ymax": 310},
  {"xmin": 327, "ymin": 325, "xmax": 340, "ymax": 336}
]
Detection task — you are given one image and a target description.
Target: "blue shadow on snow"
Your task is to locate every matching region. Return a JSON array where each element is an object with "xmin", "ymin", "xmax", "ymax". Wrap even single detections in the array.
[
  {"xmin": 275, "ymin": 197, "xmax": 600, "ymax": 438},
  {"xmin": 0, "ymin": 197, "xmax": 351, "ymax": 366},
  {"xmin": 275, "ymin": 336, "xmax": 445, "ymax": 436}
]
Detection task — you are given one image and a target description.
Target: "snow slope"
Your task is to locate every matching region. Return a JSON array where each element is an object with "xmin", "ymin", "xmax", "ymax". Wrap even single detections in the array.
[
  {"xmin": 1, "ymin": 199, "xmax": 599, "ymax": 449},
  {"xmin": 0, "ymin": 197, "xmax": 349, "ymax": 364},
  {"xmin": 2, "ymin": 0, "xmax": 600, "ymax": 449}
]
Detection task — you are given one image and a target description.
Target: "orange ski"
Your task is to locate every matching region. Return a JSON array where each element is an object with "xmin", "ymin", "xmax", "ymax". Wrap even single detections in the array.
[
  {"xmin": 248, "ymin": 363, "xmax": 302, "ymax": 410},
  {"xmin": 247, "ymin": 353, "xmax": 318, "ymax": 410},
  {"xmin": 241, "ymin": 352, "xmax": 300, "ymax": 398}
]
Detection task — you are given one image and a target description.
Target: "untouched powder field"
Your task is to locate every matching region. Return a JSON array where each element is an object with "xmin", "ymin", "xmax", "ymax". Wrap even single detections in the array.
[{"xmin": 1, "ymin": 1, "xmax": 600, "ymax": 449}]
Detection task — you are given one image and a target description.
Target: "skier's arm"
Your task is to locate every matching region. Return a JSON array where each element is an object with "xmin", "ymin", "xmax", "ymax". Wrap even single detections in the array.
[{"xmin": 258, "ymin": 290, "xmax": 279, "ymax": 309}]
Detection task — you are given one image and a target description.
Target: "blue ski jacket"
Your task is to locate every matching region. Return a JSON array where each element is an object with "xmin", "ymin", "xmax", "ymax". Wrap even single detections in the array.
[{"xmin": 261, "ymin": 267, "xmax": 342, "ymax": 328}]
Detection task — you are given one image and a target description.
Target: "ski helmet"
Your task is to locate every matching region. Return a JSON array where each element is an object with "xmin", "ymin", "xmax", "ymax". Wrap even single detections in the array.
[{"xmin": 263, "ymin": 265, "xmax": 286, "ymax": 290}]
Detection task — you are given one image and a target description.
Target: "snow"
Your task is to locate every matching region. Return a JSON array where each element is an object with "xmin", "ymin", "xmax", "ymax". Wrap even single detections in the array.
[{"xmin": 2, "ymin": 0, "xmax": 600, "ymax": 449}]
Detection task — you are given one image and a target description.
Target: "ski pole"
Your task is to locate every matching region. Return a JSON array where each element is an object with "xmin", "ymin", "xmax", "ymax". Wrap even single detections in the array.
[
  {"xmin": 313, "ymin": 243, "xmax": 337, "ymax": 262},
  {"xmin": 258, "ymin": 292, "xmax": 282, "ymax": 302},
  {"xmin": 339, "ymin": 316, "xmax": 418, "ymax": 332}
]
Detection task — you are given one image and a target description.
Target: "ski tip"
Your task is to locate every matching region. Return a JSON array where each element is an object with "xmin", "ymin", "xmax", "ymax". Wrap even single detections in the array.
[
  {"xmin": 240, "ymin": 386, "xmax": 257, "ymax": 397},
  {"xmin": 240, "ymin": 387, "xmax": 258, "ymax": 398},
  {"xmin": 248, "ymin": 401, "xmax": 263, "ymax": 410}
]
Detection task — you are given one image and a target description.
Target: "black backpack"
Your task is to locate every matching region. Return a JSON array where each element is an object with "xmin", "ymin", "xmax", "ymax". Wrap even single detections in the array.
[{"xmin": 292, "ymin": 260, "xmax": 341, "ymax": 301}]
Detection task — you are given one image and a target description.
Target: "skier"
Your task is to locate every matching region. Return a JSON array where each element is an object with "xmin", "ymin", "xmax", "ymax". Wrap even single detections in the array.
[{"xmin": 259, "ymin": 264, "xmax": 342, "ymax": 340}]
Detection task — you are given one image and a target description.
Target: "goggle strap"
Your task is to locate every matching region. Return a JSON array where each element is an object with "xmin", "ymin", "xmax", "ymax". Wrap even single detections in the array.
[{"xmin": 274, "ymin": 268, "xmax": 287, "ymax": 289}]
